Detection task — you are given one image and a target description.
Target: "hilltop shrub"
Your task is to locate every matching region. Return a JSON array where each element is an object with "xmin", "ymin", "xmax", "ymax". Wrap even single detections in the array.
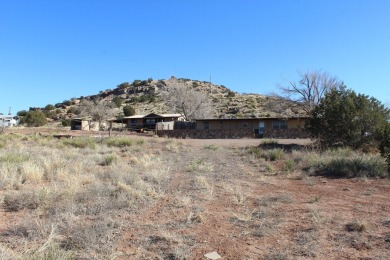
[
  {"xmin": 45, "ymin": 104, "xmax": 55, "ymax": 110},
  {"xmin": 227, "ymin": 91, "xmax": 235, "ymax": 98},
  {"xmin": 63, "ymin": 100, "xmax": 72, "ymax": 106}
]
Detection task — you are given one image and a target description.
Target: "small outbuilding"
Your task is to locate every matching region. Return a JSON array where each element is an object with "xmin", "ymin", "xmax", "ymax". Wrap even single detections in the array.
[{"xmin": 70, "ymin": 118, "xmax": 101, "ymax": 131}]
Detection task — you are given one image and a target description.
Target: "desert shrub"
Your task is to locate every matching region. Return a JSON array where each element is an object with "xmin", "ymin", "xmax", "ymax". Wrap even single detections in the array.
[
  {"xmin": 24, "ymin": 110, "xmax": 47, "ymax": 127},
  {"xmin": 17, "ymin": 110, "xmax": 28, "ymax": 116},
  {"xmin": 45, "ymin": 104, "xmax": 55, "ymax": 110},
  {"xmin": 44, "ymin": 110, "xmax": 57, "ymax": 119},
  {"xmin": 345, "ymin": 221, "xmax": 366, "ymax": 232},
  {"xmin": 61, "ymin": 119, "xmax": 71, "ymax": 127},
  {"xmin": 147, "ymin": 77, "xmax": 153, "ymax": 83},
  {"xmin": 62, "ymin": 137, "xmax": 96, "ymax": 149},
  {"xmin": 112, "ymin": 96, "xmax": 122, "ymax": 108},
  {"xmin": 63, "ymin": 100, "xmax": 72, "ymax": 106},
  {"xmin": 379, "ymin": 123, "xmax": 390, "ymax": 169},
  {"xmin": 67, "ymin": 106, "xmax": 77, "ymax": 114},
  {"xmin": 304, "ymin": 148, "xmax": 388, "ymax": 178},
  {"xmin": 133, "ymin": 80, "xmax": 142, "ymax": 86},
  {"xmin": 123, "ymin": 105, "xmax": 135, "ymax": 116},
  {"xmin": 319, "ymin": 156, "xmax": 387, "ymax": 178},
  {"xmin": 104, "ymin": 137, "xmax": 133, "ymax": 147},
  {"xmin": 227, "ymin": 91, "xmax": 235, "ymax": 98}
]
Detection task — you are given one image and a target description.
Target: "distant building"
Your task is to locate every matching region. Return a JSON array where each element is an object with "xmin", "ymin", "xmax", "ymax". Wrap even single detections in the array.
[
  {"xmin": 0, "ymin": 115, "xmax": 20, "ymax": 127},
  {"xmin": 110, "ymin": 113, "xmax": 184, "ymax": 130},
  {"xmin": 70, "ymin": 118, "xmax": 102, "ymax": 131}
]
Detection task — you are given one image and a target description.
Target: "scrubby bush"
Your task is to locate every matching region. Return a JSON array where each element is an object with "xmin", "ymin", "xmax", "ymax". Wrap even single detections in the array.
[
  {"xmin": 379, "ymin": 123, "xmax": 390, "ymax": 168},
  {"xmin": 23, "ymin": 110, "xmax": 47, "ymax": 127},
  {"xmin": 133, "ymin": 80, "xmax": 142, "ymax": 86},
  {"xmin": 67, "ymin": 107, "xmax": 77, "ymax": 114},
  {"xmin": 123, "ymin": 105, "xmax": 135, "ymax": 116},
  {"xmin": 227, "ymin": 91, "xmax": 236, "ymax": 98},
  {"xmin": 17, "ymin": 110, "xmax": 28, "ymax": 116},
  {"xmin": 45, "ymin": 104, "xmax": 55, "ymax": 110},
  {"xmin": 61, "ymin": 119, "xmax": 71, "ymax": 127},
  {"xmin": 308, "ymin": 88, "xmax": 390, "ymax": 149},
  {"xmin": 304, "ymin": 148, "xmax": 388, "ymax": 178},
  {"xmin": 63, "ymin": 100, "xmax": 72, "ymax": 106},
  {"xmin": 44, "ymin": 110, "xmax": 57, "ymax": 119},
  {"xmin": 112, "ymin": 96, "xmax": 122, "ymax": 108}
]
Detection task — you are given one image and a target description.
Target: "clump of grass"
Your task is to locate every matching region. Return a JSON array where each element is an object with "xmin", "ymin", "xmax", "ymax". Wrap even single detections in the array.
[
  {"xmin": 301, "ymin": 148, "xmax": 388, "ymax": 178},
  {"xmin": 104, "ymin": 137, "xmax": 134, "ymax": 147},
  {"xmin": 262, "ymin": 139, "xmax": 279, "ymax": 145},
  {"xmin": 0, "ymin": 153, "xmax": 29, "ymax": 164},
  {"xmin": 101, "ymin": 154, "xmax": 117, "ymax": 166},
  {"xmin": 203, "ymin": 144, "xmax": 218, "ymax": 150},
  {"xmin": 345, "ymin": 221, "xmax": 366, "ymax": 232},
  {"xmin": 186, "ymin": 159, "xmax": 213, "ymax": 173},
  {"xmin": 62, "ymin": 137, "xmax": 96, "ymax": 149},
  {"xmin": 247, "ymin": 147, "xmax": 284, "ymax": 161},
  {"xmin": 262, "ymin": 148, "xmax": 284, "ymax": 161},
  {"xmin": 283, "ymin": 159, "xmax": 295, "ymax": 173}
]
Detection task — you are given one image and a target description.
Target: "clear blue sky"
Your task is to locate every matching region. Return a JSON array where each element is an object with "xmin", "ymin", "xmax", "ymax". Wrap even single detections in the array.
[{"xmin": 1, "ymin": 0, "xmax": 389, "ymax": 114}]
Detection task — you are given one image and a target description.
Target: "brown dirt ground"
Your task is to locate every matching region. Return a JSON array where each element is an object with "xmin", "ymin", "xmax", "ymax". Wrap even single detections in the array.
[{"xmin": 1, "ymin": 128, "xmax": 390, "ymax": 259}]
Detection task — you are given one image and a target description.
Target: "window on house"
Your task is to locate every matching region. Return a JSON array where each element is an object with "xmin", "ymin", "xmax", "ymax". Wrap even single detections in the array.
[
  {"xmin": 130, "ymin": 119, "xmax": 136, "ymax": 124},
  {"xmin": 145, "ymin": 118, "xmax": 156, "ymax": 124},
  {"xmin": 242, "ymin": 123, "xmax": 248, "ymax": 128},
  {"xmin": 272, "ymin": 120, "xmax": 288, "ymax": 130},
  {"xmin": 203, "ymin": 121, "xmax": 209, "ymax": 130}
]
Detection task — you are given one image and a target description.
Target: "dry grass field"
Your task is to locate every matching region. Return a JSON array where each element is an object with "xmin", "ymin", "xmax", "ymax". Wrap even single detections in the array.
[{"xmin": 0, "ymin": 130, "xmax": 389, "ymax": 259}]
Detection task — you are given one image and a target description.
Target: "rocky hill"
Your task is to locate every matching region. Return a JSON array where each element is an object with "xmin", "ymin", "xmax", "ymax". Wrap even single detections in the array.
[{"xmin": 28, "ymin": 76, "xmax": 306, "ymax": 123}]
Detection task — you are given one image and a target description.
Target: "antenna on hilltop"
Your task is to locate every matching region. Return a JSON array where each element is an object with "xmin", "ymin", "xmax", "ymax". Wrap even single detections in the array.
[{"xmin": 8, "ymin": 107, "xmax": 11, "ymax": 115}]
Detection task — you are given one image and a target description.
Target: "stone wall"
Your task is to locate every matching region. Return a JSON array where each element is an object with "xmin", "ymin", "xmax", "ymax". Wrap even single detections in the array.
[
  {"xmin": 156, "ymin": 129, "xmax": 255, "ymax": 139},
  {"xmin": 156, "ymin": 128, "xmax": 309, "ymax": 139},
  {"xmin": 264, "ymin": 128, "xmax": 310, "ymax": 139}
]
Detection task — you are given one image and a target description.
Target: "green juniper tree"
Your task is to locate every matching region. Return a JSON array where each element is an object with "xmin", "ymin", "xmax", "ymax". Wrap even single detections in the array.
[{"xmin": 308, "ymin": 88, "xmax": 390, "ymax": 149}]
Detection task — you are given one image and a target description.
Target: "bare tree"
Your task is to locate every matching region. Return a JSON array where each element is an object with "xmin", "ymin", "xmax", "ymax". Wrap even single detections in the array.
[
  {"xmin": 163, "ymin": 85, "xmax": 212, "ymax": 121},
  {"xmin": 278, "ymin": 70, "xmax": 343, "ymax": 114},
  {"xmin": 79, "ymin": 98, "xmax": 116, "ymax": 130}
]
